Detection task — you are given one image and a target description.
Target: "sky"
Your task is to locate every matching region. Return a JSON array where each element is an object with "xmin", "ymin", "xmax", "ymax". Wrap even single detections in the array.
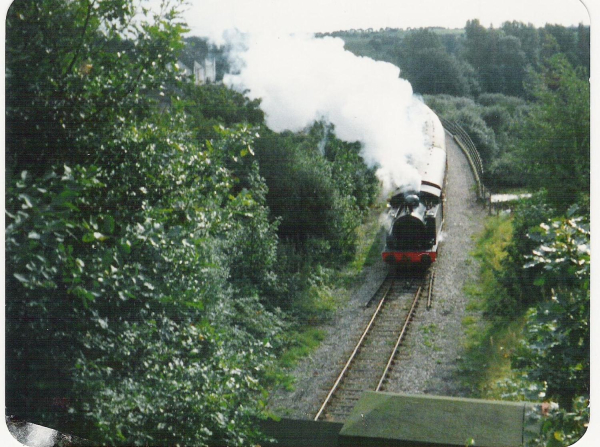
[{"xmin": 180, "ymin": 0, "xmax": 591, "ymax": 41}]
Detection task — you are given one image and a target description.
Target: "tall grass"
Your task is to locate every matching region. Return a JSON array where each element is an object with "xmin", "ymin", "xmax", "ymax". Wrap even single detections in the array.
[
  {"xmin": 274, "ymin": 205, "xmax": 386, "ymax": 389},
  {"xmin": 460, "ymin": 215, "xmax": 530, "ymax": 400}
]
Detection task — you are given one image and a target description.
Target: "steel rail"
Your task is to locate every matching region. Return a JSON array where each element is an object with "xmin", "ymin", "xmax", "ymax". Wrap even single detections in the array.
[
  {"xmin": 375, "ymin": 284, "xmax": 423, "ymax": 392},
  {"xmin": 364, "ymin": 274, "xmax": 393, "ymax": 308},
  {"xmin": 426, "ymin": 270, "xmax": 435, "ymax": 310},
  {"xmin": 314, "ymin": 280, "xmax": 394, "ymax": 421}
]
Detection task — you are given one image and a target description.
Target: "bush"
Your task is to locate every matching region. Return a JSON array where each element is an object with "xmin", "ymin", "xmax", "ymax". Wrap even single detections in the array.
[
  {"xmin": 424, "ymin": 95, "xmax": 498, "ymax": 163},
  {"xmin": 5, "ymin": 116, "xmax": 284, "ymax": 446},
  {"xmin": 424, "ymin": 94, "xmax": 478, "ymax": 115},
  {"xmin": 476, "ymin": 93, "xmax": 528, "ymax": 113},
  {"xmin": 480, "ymin": 105, "xmax": 512, "ymax": 135},
  {"xmin": 5, "ymin": 3, "xmax": 287, "ymax": 443},
  {"xmin": 516, "ymin": 55, "xmax": 590, "ymax": 210},
  {"xmin": 184, "ymin": 83, "xmax": 265, "ymax": 143},
  {"xmin": 469, "ymin": 215, "xmax": 515, "ymax": 319},
  {"xmin": 530, "ymin": 396, "xmax": 589, "ymax": 447},
  {"xmin": 516, "ymin": 210, "xmax": 590, "ymax": 409},
  {"xmin": 495, "ymin": 193, "xmax": 555, "ymax": 311},
  {"xmin": 254, "ymin": 129, "xmax": 375, "ymax": 265},
  {"xmin": 486, "ymin": 153, "xmax": 530, "ymax": 188},
  {"xmin": 426, "ymin": 93, "xmax": 534, "ymax": 188},
  {"xmin": 451, "ymin": 108, "xmax": 499, "ymax": 163}
]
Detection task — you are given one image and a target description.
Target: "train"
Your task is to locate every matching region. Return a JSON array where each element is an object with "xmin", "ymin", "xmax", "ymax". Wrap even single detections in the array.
[{"xmin": 382, "ymin": 106, "xmax": 446, "ymax": 267}]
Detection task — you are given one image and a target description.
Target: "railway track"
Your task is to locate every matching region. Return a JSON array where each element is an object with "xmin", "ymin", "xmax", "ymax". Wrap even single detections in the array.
[{"xmin": 314, "ymin": 268, "xmax": 435, "ymax": 422}]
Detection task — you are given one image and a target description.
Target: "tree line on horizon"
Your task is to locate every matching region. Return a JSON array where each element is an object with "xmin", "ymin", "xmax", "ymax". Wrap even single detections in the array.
[{"xmin": 326, "ymin": 20, "xmax": 589, "ymax": 98}]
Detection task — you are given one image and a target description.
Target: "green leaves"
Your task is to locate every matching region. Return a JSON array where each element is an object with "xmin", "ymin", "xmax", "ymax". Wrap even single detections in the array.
[
  {"xmin": 5, "ymin": 2, "xmax": 385, "ymax": 445},
  {"xmin": 530, "ymin": 396, "xmax": 589, "ymax": 446},
  {"xmin": 395, "ymin": 29, "xmax": 476, "ymax": 96},
  {"xmin": 518, "ymin": 54, "xmax": 590, "ymax": 209},
  {"xmin": 5, "ymin": 2, "xmax": 284, "ymax": 446},
  {"xmin": 524, "ymin": 214, "xmax": 590, "ymax": 282},
  {"xmin": 511, "ymin": 212, "xmax": 589, "ymax": 444},
  {"xmin": 6, "ymin": 0, "xmax": 185, "ymax": 175},
  {"xmin": 82, "ymin": 231, "xmax": 107, "ymax": 243},
  {"xmin": 6, "ymin": 117, "xmax": 284, "ymax": 445}
]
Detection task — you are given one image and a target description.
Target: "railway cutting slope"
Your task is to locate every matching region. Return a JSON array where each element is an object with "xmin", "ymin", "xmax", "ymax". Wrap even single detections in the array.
[{"xmin": 267, "ymin": 133, "xmax": 486, "ymax": 419}]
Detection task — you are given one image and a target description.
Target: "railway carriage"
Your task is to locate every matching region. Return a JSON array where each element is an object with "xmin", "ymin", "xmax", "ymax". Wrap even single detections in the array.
[{"xmin": 382, "ymin": 107, "xmax": 446, "ymax": 267}]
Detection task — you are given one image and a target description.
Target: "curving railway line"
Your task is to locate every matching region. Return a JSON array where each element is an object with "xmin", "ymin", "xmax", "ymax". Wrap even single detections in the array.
[{"xmin": 314, "ymin": 268, "xmax": 435, "ymax": 422}]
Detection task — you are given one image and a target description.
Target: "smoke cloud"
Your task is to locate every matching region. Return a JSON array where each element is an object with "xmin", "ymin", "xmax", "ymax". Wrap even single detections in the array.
[{"xmin": 204, "ymin": 27, "xmax": 431, "ymax": 194}]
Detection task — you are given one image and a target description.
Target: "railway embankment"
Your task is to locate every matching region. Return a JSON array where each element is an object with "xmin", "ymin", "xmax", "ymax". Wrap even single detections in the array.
[{"xmin": 267, "ymin": 133, "xmax": 487, "ymax": 419}]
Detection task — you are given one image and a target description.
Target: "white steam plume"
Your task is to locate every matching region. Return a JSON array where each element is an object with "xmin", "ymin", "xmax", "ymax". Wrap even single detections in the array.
[{"xmin": 216, "ymin": 30, "xmax": 430, "ymax": 194}]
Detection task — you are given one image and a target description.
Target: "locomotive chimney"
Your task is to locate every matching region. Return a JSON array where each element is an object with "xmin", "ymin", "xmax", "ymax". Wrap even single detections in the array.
[{"xmin": 405, "ymin": 194, "xmax": 420, "ymax": 211}]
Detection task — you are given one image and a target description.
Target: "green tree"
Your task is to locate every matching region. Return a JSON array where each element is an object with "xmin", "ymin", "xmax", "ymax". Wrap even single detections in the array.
[
  {"xmin": 539, "ymin": 31, "xmax": 562, "ymax": 63},
  {"xmin": 251, "ymin": 124, "xmax": 378, "ymax": 271},
  {"xmin": 542, "ymin": 24, "xmax": 578, "ymax": 66},
  {"xmin": 183, "ymin": 83, "xmax": 265, "ymax": 143},
  {"xmin": 6, "ymin": 114, "xmax": 283, "ymax": 446},
  {"xmin": 496, "ymin": 35, "xmax": 528, "ymax": 96},
  {"xmin": 320, "ymin": 127, "xmax": 379, "ymax": 213},
  {"xmin": 517, "ymin": 55, "xmax": 589, "ymax": 209},
  {"xmin": 255, "ymin": 132, "xmax": 351, "ymax": 255},
  {"xmin": 502, "ymin": 21, "xmax": 541, "ymax": 69},
  {"xmin": 425, "ymin": 95, "xmax": 499, "ymax": 163},
  {"xmin": 463, "ymin": 19, "xmax": 494, "ymax": 88},
  {"xmin": 5, "ymin": 1, "xmax": 283, "ymax": 445},
  {"xmin": 515, "ymin": 212, "xmax": 590, "ymax": 446},
  {"xmin": 5, "ymin": 0, "xmax": 184, "ymax": 177},
  {"xmin": 463, "ymin": 20, "xmax": 528, "ymax": 96},
  {"xmin": 576, "ymin": 24, "xmax": 590, "ymax": 73},
  {"xmin": 395, "ymin": 29, "xmax": 476, "ymax": 96},
  {"xmin": 518, "ymin": 213, "xmax": 590, "ymax": 407}
]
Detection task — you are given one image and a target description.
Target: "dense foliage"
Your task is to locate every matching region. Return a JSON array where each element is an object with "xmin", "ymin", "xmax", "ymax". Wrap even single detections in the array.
[
  {"xmin": 6, "ymin": 112, "xmax": 283, "ymax": 446},
  {"xmin": 518, "ymin": 211, "xmax": 590, "ymax": 409},
  {"xmin": 327, "ymin": 21, "xmax": 589, "ymax": 100},
  {"xmin": 182, "ymin": 88, "xmax": 380, "ymax": 315},
  {"xmin": 6, "ymin": 0, "xmax": 182, "ymax": 176},
  {"xmin": 516, "ymin": 56, "xmax": 590, "ymax": 209},
  {"xmin": 482, "ymin": 205, "xmax": 590, "ymax": 446},
  {"xmin": 460, "ymin": 52, "xmax": 589, "ymax": 446},
  {"xmin": 391, "ymin": 29, "xmax": 478, "ymax": 97},
  {"xmin": 6, "ymin": 2, "xmax": 588, "ymax": 445},
  {"xmin": 254, "ymin": 126, "xmax": 377, "ymax": 261},
  {"xmin": 425, "ymin": 57, "xmax": 588, "ymax": 195},
  {"xmin": 424, "ymin": 93, "xmax": 533, "ymax": 188},
  {"xmin": 5, "ymin": 1, "xmax": 380, "ymax": 445},
  {"xmin": 6, "ymin": 2, "xmax": 285, "ymax": 445},
  {"xmin": 462, "ymin": 20, "xmax": 528, "ymax": 97}
]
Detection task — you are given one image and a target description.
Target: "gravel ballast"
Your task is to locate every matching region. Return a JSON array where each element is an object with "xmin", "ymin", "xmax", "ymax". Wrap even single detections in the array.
[{"xmin": 267, "ymin": 133, "xmax": 487, "ymax": 419}]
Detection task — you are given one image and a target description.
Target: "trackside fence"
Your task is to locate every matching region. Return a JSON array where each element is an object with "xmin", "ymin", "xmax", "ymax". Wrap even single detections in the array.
[{"xmin": 440, "ymin": 117, "xmax": 490, "ymax": 203}]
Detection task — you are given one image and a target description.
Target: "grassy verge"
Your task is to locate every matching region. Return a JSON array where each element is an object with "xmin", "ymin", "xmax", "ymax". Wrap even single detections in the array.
[
  {"xmin": 274, "ymin": 204, "xmax": 386, "ymax": 390},
  {"xmin": 459, "ymin": 214, "xmax": 530, "ymax": 400},
  {"xmin": 348, "ymin": 205, "xmax": 387, "ymax": 276}
]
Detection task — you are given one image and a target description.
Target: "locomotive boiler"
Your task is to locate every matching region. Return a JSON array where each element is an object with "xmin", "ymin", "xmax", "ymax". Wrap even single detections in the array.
[{"xmin": 382, "ymin": 107, "xmax": 446, "ymax": 267}]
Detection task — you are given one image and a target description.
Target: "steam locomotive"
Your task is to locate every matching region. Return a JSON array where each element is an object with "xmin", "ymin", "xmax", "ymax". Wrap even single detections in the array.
[{"xmin": 382, "ymin": 107, "xmax": 446, "ymax": 267}]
